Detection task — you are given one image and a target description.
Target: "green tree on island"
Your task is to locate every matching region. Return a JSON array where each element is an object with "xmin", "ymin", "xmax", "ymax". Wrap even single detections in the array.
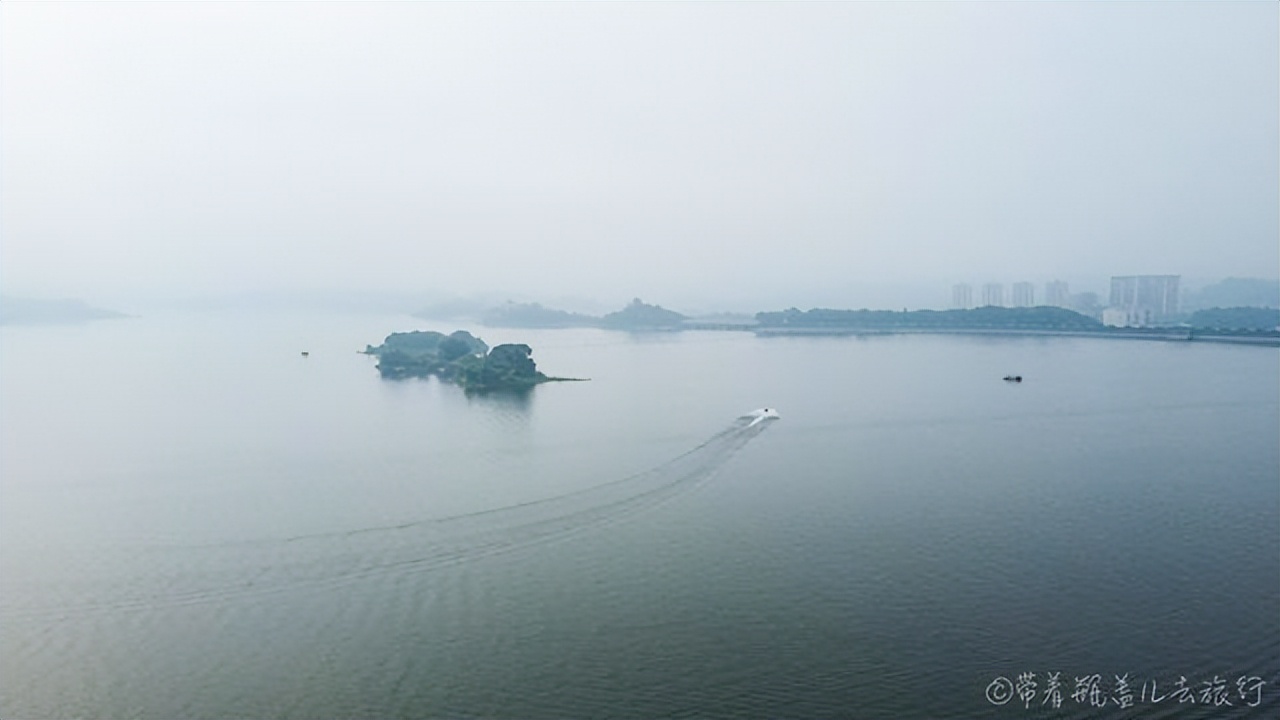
[{"xmin": 459, "ymin": 343, "xmax": 550, "ymax": 391}]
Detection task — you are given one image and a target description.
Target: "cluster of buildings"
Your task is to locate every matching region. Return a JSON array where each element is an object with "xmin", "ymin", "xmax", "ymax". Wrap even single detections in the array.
[
  {"xmin": 952, "ymin": 281, "xmax": 1070, "ymax": 310},
  {"xmin": 1102, "ymin": 275, "xmax": 1180, "ymax": 327},
  {"xmin": 950, "ymin": 280, "xmax": 1069, "ymax": 310},
  {"xmin": 950, "ymin": 275, "xmax": 1181, "ymax": 328}
]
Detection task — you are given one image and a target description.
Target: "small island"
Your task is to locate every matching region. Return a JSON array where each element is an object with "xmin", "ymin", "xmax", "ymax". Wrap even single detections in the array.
[{"xmin": 362, "ymin": 330, "xmax": 582, "ymax": 391}]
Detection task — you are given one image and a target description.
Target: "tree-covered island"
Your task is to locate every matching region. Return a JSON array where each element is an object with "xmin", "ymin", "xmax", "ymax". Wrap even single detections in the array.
[{"xmin": 362, "ymin": 330, "xmax": 582, "ymax": 391}]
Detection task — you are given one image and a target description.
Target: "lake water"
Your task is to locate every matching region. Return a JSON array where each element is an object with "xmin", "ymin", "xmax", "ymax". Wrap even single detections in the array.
[{"xmin": 2, "ymin": 313, "xmax": 1277, "ymax": 719}]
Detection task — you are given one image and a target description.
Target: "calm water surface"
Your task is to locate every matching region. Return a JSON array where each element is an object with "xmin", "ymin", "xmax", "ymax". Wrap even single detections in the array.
[{"xmin": 2, "ymin": 313, "xmax": 1277, "ymax": 719}]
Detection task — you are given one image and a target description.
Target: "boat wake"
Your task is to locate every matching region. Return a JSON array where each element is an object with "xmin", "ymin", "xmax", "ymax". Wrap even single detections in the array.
[{"xmin": 2, "ymin": 412, "xmax": 778, "ymax": 619}]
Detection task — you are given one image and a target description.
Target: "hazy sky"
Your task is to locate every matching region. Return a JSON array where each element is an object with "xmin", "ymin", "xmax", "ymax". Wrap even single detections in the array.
[{"xmin": 2, "ymin": 1, "xmax": 1276, "ymax": 309}]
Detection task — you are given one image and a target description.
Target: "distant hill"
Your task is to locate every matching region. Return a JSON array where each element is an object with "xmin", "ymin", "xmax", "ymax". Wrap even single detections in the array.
[
  {"xmin": 482, "ymin": 302, "xmax": 600, "ymax": 328},
  {"xmin": 1184, "ymin": 278, "xmax": 1280, "ymax": 311},
  {"xmin": 601, "ymin": 298, "xmax": 686, "ymax": 329},
  {"xmin": 0, "ymin": 296, "xmax": 127, "ymax": 325},
  {"xmin": 453, "ymin": 297, "xmax": 691, "ymax": 330}
]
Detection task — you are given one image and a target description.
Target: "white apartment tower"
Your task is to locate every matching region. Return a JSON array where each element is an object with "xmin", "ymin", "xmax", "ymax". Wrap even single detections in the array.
[
  {"xmin": 982, "ymin": 283, "xmax": 1004, "ymax": 307},
  {"xmin": 1011, "ymin": 282, "xmax": 1035, "ymax": 308},
  {"xmin": 1045, "ymin": 281, "xmax": 1070, "ymax": 308},
  {"xmin": 1107, "ymin": 275, "xmax": 1180, "ymax": 326}
]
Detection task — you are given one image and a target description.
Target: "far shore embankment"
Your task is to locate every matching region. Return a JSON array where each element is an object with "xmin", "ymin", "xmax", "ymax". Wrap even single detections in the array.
[{"xmin": 677, "ymin": 323, "xmax": 1280, "ymax": 347}]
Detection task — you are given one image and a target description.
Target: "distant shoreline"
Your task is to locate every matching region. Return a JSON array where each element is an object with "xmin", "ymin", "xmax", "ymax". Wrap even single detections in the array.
[
  {"xmin": 0, "ymin": 296, "xmax": 129, "ymax": 326},
  {"xmin": 747, "ymin": 326, "xmax": 1280, "ymax": 346}
]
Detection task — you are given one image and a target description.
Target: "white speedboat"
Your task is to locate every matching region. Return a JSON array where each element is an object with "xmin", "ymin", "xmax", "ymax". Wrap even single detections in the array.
[{"xmin": 747, "ymin": 407, "xmax": 781, "ymax": 426}]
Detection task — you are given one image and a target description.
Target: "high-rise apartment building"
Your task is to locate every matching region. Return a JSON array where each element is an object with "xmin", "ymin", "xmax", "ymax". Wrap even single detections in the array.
[
  {"xmin": 1107, "ymin": 275, "xmax": 1180, "ymax": 326},
  {"xmin": 952, "ymin": 283, "xmax": 973, "ymax": 309},
  {"xmin": 1011, "ymin": 282, "xmax": 1035, "ymax": 308},
  {"xmin": 1045, "ymin": 280, "xmax": 1070, "ymax": 308},
  {"xmin": 982, "ymin": 283, "xmax": 1004, "ymax": 307}
]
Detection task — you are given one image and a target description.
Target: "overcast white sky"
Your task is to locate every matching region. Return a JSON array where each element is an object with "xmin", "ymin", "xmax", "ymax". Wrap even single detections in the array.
[{"xmin": 2, "ymin": 1, "xmax": 1276, "ymax": 310}]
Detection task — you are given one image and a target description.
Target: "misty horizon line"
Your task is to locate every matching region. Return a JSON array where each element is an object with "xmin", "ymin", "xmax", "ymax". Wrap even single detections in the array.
[{"xmin": 4, "ymin": 274, "xmax": 1277, "ymax": 319}]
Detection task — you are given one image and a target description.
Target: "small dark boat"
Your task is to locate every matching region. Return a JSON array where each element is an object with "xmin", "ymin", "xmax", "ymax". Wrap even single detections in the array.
[
  {"xmin": 301, "ymin": 351, "xmax": 310, "ymax": 357},
  {"xmin": 1002, "ymin": 375, "xmax": 1022, "ymax": 382}
]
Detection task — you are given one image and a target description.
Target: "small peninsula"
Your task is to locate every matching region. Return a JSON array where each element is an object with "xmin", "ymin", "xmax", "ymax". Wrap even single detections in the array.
[
  {"xmin": 363, "ymin": 330, "xmax": 582, "ymax": 391},
  {"xmin": 454, "ymin": 297, "xmax": 687, "ymax": 330},
  {"xmin": 0, "ymin": 296, "xmax": 128, "ymax": 325}
]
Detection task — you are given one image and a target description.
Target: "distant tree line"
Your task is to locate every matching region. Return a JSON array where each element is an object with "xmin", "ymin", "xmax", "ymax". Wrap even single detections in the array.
[
  {"xmin": 1188, "ymin": 307, "xmax": 1280, "ymax": 332},
  {"xmin": 754, "ymin": 306, "xmax": 1104, "ymax": 330}
]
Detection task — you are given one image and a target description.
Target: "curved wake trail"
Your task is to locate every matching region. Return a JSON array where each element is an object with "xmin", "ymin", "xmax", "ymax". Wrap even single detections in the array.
[{"xmin": 2, "ymin": 414, "xmax": 777, "ymax": 619}]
